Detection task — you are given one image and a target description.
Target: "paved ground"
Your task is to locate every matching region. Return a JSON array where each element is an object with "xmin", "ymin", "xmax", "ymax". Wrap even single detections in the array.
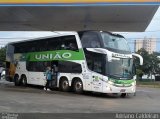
[{"xmin": 0, "ymin": 80, "xmax": 160, "ymax": 113}]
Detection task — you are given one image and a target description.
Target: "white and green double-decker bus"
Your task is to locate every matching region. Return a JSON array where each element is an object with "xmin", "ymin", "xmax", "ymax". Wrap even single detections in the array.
[{"xmin": 6, "ymin": 31, "xmax": 143, "ymax": 97}]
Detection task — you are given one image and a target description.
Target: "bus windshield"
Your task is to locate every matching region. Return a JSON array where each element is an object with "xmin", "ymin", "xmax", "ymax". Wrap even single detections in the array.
[
  {"xmin": 101, "ymin": 32, "xmax": 131, "ymax": 53},
  {"xmin": 106, "ymin": 58, "xmax": 133, "ymax": 79}
]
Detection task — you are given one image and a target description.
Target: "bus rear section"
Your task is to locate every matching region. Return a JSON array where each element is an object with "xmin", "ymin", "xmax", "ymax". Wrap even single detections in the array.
[
  {"xmin": 5, "ymin": 44, "xmax": 16, "ymax": 82},
  {"xmin": 5, "ymin": 32, "xmax": 86, "ymax": 92}
]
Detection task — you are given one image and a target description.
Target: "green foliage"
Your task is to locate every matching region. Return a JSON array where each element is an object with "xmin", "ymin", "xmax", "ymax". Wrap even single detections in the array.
[
  {"xmin": 136, "ymin": 48, "xmax": 160, "ymax": 76},
  {"xmin": 153, "ymin": 51, "xmax": 160, "ymax": 56},
  {"xmin": 136, "ymin": 69, "xmax": 143, "ymax": 76},
  {"xmin": 0, "ymin": 47, "xmax": 6, "ymax": 62}
]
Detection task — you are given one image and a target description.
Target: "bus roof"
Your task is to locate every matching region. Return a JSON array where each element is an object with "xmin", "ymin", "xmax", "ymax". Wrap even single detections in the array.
[
  {"xmin": 7, "ymin": 31, "xmax": 78, "ymax": 45},
  {"xmin": 78, "ymin": 30, "xmax": 125, "ymax": 38},
  {"xmin": 7, "ymin": 30, "xmax": 124, "ymax": 46}
]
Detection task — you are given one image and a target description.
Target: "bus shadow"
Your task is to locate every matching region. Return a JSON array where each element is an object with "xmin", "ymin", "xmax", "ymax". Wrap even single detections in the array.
[
  {"xmin": 83, "ymin": 91, "xmax": 122, "ymax": 99},
  {"xmin": 20, "ymin": 84, "xmax": 133, "ymax": 99}
]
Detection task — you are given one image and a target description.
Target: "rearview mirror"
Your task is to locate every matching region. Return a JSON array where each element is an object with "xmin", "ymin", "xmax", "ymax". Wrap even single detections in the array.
[{"xmin": 132, "ymin": 53, "xmax": 143, "ymax": 65}]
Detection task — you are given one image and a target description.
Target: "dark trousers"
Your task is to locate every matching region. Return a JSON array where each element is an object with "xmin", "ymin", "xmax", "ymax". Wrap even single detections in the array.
[
  {"xmin": 45, "ymin": 80, "xmax": 51, "ymax": 89},
  {"xmin": 0, "ymin": 73, "xmax": 1, "ymax": 80}
]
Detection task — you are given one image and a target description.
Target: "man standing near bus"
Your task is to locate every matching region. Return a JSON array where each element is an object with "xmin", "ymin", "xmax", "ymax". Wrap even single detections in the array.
[
  {"xmin": 44, "ymin": 66, "xmax": 52, "ymax": 91},
  {"xmin": 51, "ymin": 64, "xmax": 58, "ymax": 87}
]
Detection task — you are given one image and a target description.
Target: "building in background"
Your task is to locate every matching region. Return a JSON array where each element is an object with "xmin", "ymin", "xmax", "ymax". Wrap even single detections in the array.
[
  {"xmin": 134, "ymin": 40, "xmax": 143, "ymax": 52},
  {"xmin": 134, "ymin": 37, "xmax": 157, "ymax": 54}
]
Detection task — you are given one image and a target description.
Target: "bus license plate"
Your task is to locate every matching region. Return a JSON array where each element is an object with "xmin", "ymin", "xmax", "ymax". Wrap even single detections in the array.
[{"xmin": 120, "ymin": 89, "xmax": 126, "ymax": 92}]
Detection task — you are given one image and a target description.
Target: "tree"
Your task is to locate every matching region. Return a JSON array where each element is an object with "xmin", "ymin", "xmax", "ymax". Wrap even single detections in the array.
[
  {"xmin": 136, "ymin": 48, "xmax": 160, "ymax": 79},
  {"xmin": 136, "ymin": 69, "xmax": 144, "ymax": 80},
  {"xmin": 136, "ymin": 48, "xmax": 150, "ymax": 75},
  {"xmin": 153, "ymin": 51, "xmax": 160, "ymax": 56},
  {"xmin": 0, "ymin": 47, "xmax": 6, "ymax": 63},
  {"xmin": 152, "ymin": 52, "xmax": 160, "ymax": 75}
]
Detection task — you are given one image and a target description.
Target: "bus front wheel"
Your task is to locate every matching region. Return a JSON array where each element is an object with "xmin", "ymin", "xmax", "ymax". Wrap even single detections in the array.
[
  {"xmin": 59, "ymin": 78, "xmax": 70, "ymax": 92},
  {"xmin": 73, "ymin": 79, "xmax": 83, "ymax": 94},
  {"xmin": 121, "ymin": 93, "xmax": 127, "ymax": 98}
]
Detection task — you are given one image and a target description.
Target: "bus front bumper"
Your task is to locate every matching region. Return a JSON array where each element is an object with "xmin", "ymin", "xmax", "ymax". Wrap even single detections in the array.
[{"xmin": 103, "ymin": 83, "xmax": 136, "ymax": 94}]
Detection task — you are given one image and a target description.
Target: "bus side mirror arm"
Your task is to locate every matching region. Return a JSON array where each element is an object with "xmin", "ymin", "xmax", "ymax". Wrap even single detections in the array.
[
  {"xmin": 86, "ymin": 48, "xmax": 113, "ymax": 62},
  {"xmin": 132, "ymin": 53, "xmax": 143, "ymax": 65},
  {"xmin": 107, "ymin": 53, "xmax": 112, "ymax": 62}
]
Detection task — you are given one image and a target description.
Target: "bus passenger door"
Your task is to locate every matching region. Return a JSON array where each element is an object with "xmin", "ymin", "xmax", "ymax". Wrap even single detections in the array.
[{"xmin": 92, "ymin": 73, "xmax": 103, "ymax": 92}]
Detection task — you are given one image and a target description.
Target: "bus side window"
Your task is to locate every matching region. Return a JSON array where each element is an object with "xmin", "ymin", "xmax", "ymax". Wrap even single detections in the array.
[
  {"xmin": 60, "ymin": 35, "xmax": 78, "ymax": 51},
  {"xmin": 80, "ymin": 32, "xmax": 101, "ymax": 48},
  {"xmin": 85, "ymin": 53, "xmax": 93, "ymax": 71},
  {"xmin": 93, "ymin": 58, "xmax": 103, "ymax": 74},
  {"xmin": 58, "ymin": 61, "xmax": 82, "ymax": 73},
  {"xmin": 85, "ymin": 50, "xmax": 104, "ymax": 75},
  {"xmin": 26, "ymin": 61, "xmax": 51, "ymax": 72}
]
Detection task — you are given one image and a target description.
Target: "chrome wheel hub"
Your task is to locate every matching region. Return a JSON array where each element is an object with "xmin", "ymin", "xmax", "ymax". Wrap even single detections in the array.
[{"xmin": 75, "ymin": 82, "xmax": 82, "ymax": 90}]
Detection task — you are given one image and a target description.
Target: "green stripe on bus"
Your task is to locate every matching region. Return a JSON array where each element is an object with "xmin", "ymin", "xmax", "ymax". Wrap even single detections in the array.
[
  {"xmin": 18, "ymin": 49, "xmax": 85, "ymax": 61},
  {"xmin": 109, "ymin": 78, "xmax": 134, "ymax": 84}
]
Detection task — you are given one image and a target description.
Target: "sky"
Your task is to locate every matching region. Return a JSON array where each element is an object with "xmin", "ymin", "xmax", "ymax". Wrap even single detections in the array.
[
  {"xmin": 0, "ymin": 7, "xmax": 160, "ymax": 52},
  {"xmin": 115, "ymin": 7, "xmax": 160, "ymax": 52}
]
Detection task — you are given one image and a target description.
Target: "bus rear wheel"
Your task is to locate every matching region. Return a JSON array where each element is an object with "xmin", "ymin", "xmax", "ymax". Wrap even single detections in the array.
[
  {"xmin": 59, "ymin": 78, "xmax": 70, "ymax": 92},
  {"xmin": 73, "ymin": 79, "xmax": 83, "ymax": 94},
  {"xmin": 14, "ymin": 75, "xmax": 20, "ymax": 86},
  {"xmin": 21, "ymin": 76, "xmax": 27, "ymax": 86}
]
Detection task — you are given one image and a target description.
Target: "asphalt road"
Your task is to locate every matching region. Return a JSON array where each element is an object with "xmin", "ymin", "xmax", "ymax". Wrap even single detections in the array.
[{"xmin": 0, "ymin": 80, "xmax": 160, "ymax": 113}]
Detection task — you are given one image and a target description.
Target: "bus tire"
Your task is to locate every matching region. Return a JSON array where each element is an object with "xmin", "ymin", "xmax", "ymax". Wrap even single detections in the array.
[
  {"xmin": 14, "ymin": 75, "xmax": 20, "ymax": 86},
  {"xmin": 73, "ymin": 79, "xmax": 83, "ymax": 94},
  {"xmin": 21, "ymin": 75, "xmax": 27, "ymax": 86},
  {"xmin": 59, "ymin": 78, "xmax": 70, "ymax": 92},
  {"xmin": 121, "ymin": 93, "xmax": 127, "ymax": 98}
]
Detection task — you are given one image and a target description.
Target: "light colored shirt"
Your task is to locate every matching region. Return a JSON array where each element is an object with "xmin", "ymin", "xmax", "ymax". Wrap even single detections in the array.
[{"xmin": 45, "ymin": 70, "xmax": 52, "ymax": 80}]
